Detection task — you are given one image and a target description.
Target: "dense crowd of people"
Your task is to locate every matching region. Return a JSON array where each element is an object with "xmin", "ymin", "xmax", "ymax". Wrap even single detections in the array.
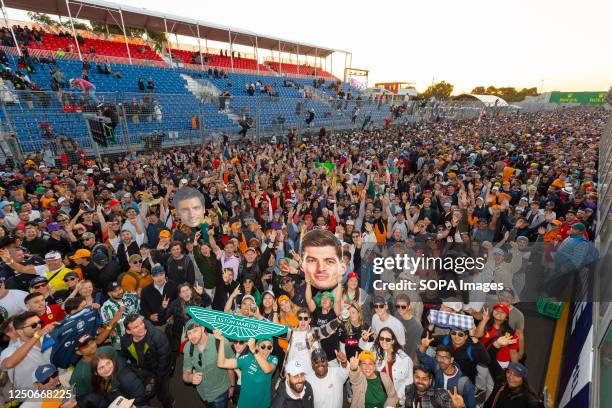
[{"xmin": 0, "ymin": 105, "xmax": 605, "ymax": 408}]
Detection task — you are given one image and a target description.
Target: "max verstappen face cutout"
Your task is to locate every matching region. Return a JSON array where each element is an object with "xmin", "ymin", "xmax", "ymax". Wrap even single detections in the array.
[{"xmin": 301, "ymin": 229, "xmax": 345, "ymax": 291}]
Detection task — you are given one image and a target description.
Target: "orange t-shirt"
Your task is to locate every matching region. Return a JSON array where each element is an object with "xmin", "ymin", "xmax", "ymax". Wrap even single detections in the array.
[{"xmin": 278, "ymin": 313, "xmax": 298, "ymax": 351}]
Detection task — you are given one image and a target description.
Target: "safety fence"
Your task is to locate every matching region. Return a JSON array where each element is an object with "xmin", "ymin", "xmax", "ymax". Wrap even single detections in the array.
[{"xmin": 0, "ymin": 88, "xmax": 520, "ymax": 159}]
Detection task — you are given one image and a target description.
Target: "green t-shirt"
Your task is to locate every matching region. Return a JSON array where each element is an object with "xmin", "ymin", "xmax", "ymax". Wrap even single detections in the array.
[
  {"xmin": 365, "ymin": 372, "xmax": 387, "ymax": 408},
  {"xmin": 69, "ymin": 346, "xmax": 117, "ymax": 398},
  {"xmin": 236, "ymin": 352, "xmax": 278, "ymax": 408},
  {"xmin": 182, "ymin": 337, "xmax": 235, "ymax": 402}
]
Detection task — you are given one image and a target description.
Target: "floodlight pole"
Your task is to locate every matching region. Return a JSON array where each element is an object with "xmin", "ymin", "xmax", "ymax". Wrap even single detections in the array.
[
  {"xmin": 330, "ymin": 53, "xmax": 333, "ymax": 79},
  {"xmin": 163, "ymin": 18, "xmax": 172, "ymax": 67},
  {"xmin": 65, "ymin": 0, "xmax": 83, "ymax": 61},
  {"xmin": 196, "ymin": 24, "xmax": 204, "ymax": 71},
  {"xmin": 118, "ymin": 8, "xmax": 132, "ymax": 65},
  {"xmin": 0, "ymin": 0, "xmax": 21, "ymax": 57}
]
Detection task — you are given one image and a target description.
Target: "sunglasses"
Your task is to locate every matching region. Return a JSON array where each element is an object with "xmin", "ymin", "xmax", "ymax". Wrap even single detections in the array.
[
  {"xmin": 378, "ymin": 336, "xmax": 393, "ymax": 343},
  {"xmin": 64, "ymin": 277, "xmax": 77, "ymax": 282},
  {"xmin": 132, "ymin": 260, "xmax": 142, "ymax": 264},
  {"xmin": 395, "ymin": 304, "xmax": 408, "ymax": 310},
  {"xmin": 373, "ymin": 304, "xmax": 386, "ymax": 309},
  {"xmin": 259, "ymin": 344, "xmax": 273, "ymax": 350},
  {"xmin": 32, "ymin": 283, "xmax": 48, "ymax": 289},
  {"xmin": 234, "ymin": 340, "xmax": 245, "ymax": 345},
  {"xmin": 298, "ymin": 316, "xmax": 310, "ymax": 321},
  {"xmin": 449, "ymin": 330, "xmax": 466, "ymax": 337},
  {"xmin": 19, "ymin": 321, "xmax": 42, "ymax": 330}
]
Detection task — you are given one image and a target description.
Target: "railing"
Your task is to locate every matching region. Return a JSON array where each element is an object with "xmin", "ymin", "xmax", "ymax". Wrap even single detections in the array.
[{"xmin": 0, "ymin": 88, "xmax": 521, "ymax": 157}]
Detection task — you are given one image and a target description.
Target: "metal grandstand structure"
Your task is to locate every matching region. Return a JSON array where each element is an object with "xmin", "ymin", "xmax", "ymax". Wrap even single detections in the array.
[{"xmin": 0, "ymin": 0, "xmax": 353, "ymax": 78}]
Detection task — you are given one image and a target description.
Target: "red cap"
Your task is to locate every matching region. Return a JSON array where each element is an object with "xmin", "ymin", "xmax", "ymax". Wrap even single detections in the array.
[
  {"xmin": 424, "ymin": 189, "xmax": 433, "ymax": 194},
  {"xmin": 347, "ymin": 272, "xmax": 358, "ymax": 280},
  {"xmin": 108, "ymin": 200, "xmax": 121, "ymax": 207},
  {"xmin": 86, "ymin": 179, "xmax": 94, "ymax": 185},
  {"xmin": 493, "ymin": 303, "xmax": 510, "ymax": 316}
]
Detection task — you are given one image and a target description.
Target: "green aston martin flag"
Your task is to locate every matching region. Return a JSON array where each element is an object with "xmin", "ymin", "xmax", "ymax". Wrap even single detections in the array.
[{"xmin": 186, "ymin": 307, "xmax": 288, "ymax": 341}]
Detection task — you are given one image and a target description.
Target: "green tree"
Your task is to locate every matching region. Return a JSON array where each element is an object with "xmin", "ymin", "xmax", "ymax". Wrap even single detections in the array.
[
  {"xmin": 470, "ymin": 85, "xmax": 539, "ymax": 102},
  {"xmin": 471, "ymin": 86, "xmax": 486, "ymax": 94},
  {"xmin": 419, "ymin": 81, "xmax": 454, "ymax": 100},
  {"xmin": 27, "ymin": 12, "xmax": 59, "ymax": 26}
]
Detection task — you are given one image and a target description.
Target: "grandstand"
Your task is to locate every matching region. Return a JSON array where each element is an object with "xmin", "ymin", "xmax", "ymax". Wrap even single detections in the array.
[{"xmin": 0, "ymin": 0, "xmax": 378, "ymax": 155}]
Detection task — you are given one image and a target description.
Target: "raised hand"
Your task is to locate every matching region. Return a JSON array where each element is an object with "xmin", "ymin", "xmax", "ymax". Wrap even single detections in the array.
[
  {"xmin": 495, "ymin": 335, "xmax": 518, "ymax": 348},
  {"xmin": 334, "ymin": 349, "xmax": 347, "ymax": 364},
  {"xmin": 421, "ymin": 332, "xmax": 434, "ymax": 349},
  {"xmin": 349, "ymin": 355, "xmax": 359, "ymax": 371},
  {"xmin": 361, "ymin": 328, "xmax": 373, "ymax": 341},
  {"xmin": 481, "ymin": 306, "xmax": 490, "ymax": 322},
  {"xmin": 194, "ymin": 281, "xmax": 203, "ymax": 295},
  {"xmin": 212, "ymin": 329, "xmax": 224, "ymax": 341},
  {"xmin": 448, "ymin": 387, "xmax": 465, "ymax": 408},
  {"xmin": 162, "ymin": 296, "xmax": 170, "ymax": 309},
  {"xmin": 247, "ymin": 338, "xmax": 257, "ymax": 353}
]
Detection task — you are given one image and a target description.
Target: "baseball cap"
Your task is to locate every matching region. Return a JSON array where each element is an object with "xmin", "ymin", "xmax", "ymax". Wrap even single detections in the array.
[
  {"xmin": 70, "ymin": 249, "xmax": 92, "ymax": 259},
  {"xmin": 128, "ymin": 254, "xmax": 142, "ymax": 264},
  {"xmin": 571, "ymin": 223, "xmax": 586, "ymax": 232},
  {"xmin": 372, "ymin": 295, "xmax": 386, "ymax": 305},
  {"xmin": 508, "ymin": 362, "xmax": 528, "ymax": 378},
  {"xmin": 245, "ymin": 246, "xmax": 257, "ymax": 254},
  {"xmin": 108, "ymin": 396, "xmax": 136, "ymax": 408},
  {"xmin": 92, "ymin": 251, "xmax": 108, "ymax": 265},
  {"xmin": 280, "ymin": 276, "xmax": 293, "ymax": 285},
  {"xmin": 29, "ymin": 276, "xmax": 49, "ymax": 288},
  {"xmin": 347, "ymin": 272, "xmax": 358, "ymax": 280},
  {"xmin": 277, "ymin": 295, "xmax": 290, "ymax": 305},
  {"xmin": 63, "ymin": 271, "xmax": 79, "ymax": 281},
  {"xmin": 262, "ymin": 290, "xmax": 276, "ymax": 299},
  {"xmin": 285, "ymin": 359, "xmax": 307, "ymax": 376},
  {"xmin": 359, "ymin": 350, "xmax": 376, "ymax": 363},
  {"xmin": 310, "ymin": 348, "xmax": 327, "ymax": 361},
  {"xmin": 75, "ymin": 333, "xmax": 95, "ymax": 349},
  {"xmin": 0, "ymin": 201, "xmax": 13, "ymax": 209},
  {"xmin": 81, "ymin": 232, "xmax": 95, "ymax": 240},
  {"xmin": 492, "ymin": 248, "xmax": 505, "ymax": 256},
  {"xmin": 47, "ymin": 222, "xmax": 61, "ymax": 233},
  {"xmin": 108, "ymin": 200, "xmax": 121, "ymax": 207},
  {"xmin": 159, "ymin": 230, "xmax": 171, "ymax": 238},
  {"xmin": 34, "ymin": 364, "xmax": 58, "ymax": 383},
  {"xmin": 241, "ymin": 294, "xmax": 256, "ymax": 304},
  {"xmin": 493, "ymin": 303, "xmax": 510, "ymax": 316},
  {"xmin": 44, "ymin": 251, "xmax": 62, "ymax": 261},
  {"xmin": 150, "ymin": 264, "xmax": 165, "ymax": 276},
  {"xmin": 106, "ymin": 281, "xmax": 121, "ymax": 292}
]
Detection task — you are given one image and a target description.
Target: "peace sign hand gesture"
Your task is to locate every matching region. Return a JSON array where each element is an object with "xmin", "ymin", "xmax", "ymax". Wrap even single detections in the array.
[
  {"xmin": 419, "ymin": 332, "xmax": 434, "ymax": 352},
  {"xmin": 193, "ymin": 281, "xmax": 204, "ymax": 295},
  {"xmin": 161, "ymin": 296, "xmax": 170, "ymax": 309},
  {"xmin": 447, "ymin": 387, "xmax": 465, "ymax": 407}
]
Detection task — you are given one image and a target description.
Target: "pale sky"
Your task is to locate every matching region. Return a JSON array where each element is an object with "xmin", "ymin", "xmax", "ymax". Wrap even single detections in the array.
[{"xmin": 7, "ymin": 0, "xmax": 612, "ymax": 94}]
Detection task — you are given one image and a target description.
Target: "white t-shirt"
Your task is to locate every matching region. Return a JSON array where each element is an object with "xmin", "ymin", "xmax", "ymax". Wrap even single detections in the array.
[
  {"xmin": 0, "ymin": 339, "xmax": 51, "ymax": 389},
  {"xmin": 0, "ymin": 289, "xmax": 28, "ymax": 319},
  {"xmin": 372, "ymin": 314, "xmax": 406, "ymax": 346},
  {"xmin": 306, "ymin": 366, "xmax": 349, "ymax": 408}
]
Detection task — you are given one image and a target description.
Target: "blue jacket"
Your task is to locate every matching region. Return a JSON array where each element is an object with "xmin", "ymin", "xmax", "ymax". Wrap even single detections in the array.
[{"xmin": 416, "ymin": 349, "xmax": 476, "ymax": 408}]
